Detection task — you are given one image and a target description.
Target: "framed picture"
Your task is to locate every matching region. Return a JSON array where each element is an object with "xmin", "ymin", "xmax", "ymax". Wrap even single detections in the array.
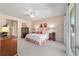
[
  {"xmin": 44, "ymin": 23, "xmax": 47, "ymax": 28},
  {"xmin": 40, "ymin": 24, "xmax": 43, "ymax": 28}
]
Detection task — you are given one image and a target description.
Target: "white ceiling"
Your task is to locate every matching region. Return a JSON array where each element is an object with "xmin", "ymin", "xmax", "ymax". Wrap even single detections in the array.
[{"xmin": 0, "ymin": 3, "xmax": 67, "ymax": 21}]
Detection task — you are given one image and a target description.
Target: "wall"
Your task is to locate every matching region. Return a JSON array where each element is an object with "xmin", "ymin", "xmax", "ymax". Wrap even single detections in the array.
[
  {"xmin": 0, "ymin": 13, "xmax": 31, "ymax": 39},
  {"xmin": 76, "ymin": 4, "xmax": 79, "ymax": 48},
  {"xmin": 32, "ymin": 15, "xmax": 64, "ymax": 43},
  {"xmin": 76, "ymin": 4, "xmax": 79, "ymax": 55}
]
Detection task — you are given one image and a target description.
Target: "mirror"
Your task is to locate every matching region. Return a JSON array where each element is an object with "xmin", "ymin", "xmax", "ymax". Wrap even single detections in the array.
[
  {"xmin": 6, "ymin": 19, "xmax": 18, "ymax": 37},
  {"xmin": 70, "ymin": 4, "xmax": 76, "ymax": 55}
]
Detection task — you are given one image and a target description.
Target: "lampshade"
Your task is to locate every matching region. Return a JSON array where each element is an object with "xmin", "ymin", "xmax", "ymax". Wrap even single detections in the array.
[
  {"xmin": 48, "ymin": 25, "xmax": 55, "ymax": 33},
  {"xmin": 49, "ymin": 29, "xmax": 54, "ymax": 33},
  {"xmin": 1, "ymin": 27, "xmax": 9, "ymax": 32},
  {"xmin": 49, "ymin": 25, "xmax": 55, "ymax": 29}
]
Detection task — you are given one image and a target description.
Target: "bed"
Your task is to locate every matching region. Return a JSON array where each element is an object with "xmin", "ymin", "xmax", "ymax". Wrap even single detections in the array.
[{"xmin": 25, "ymin": 33, "xmax": 49, "ymax": 45}]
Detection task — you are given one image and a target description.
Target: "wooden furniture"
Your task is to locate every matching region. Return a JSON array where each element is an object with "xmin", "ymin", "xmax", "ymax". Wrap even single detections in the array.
[
  {"xmin": 0, "ymin": 40, "xmax": 1, "ymax": 56},
  {"xmin": 21, "ymin": 27, "xmax": 29, "ymax": 38},
  {"xmin": 0, "ymin": 36, "xmax": 17, "ymax": 56},
  {"xmin": 49, "ymin": 32, "xmax": 56, "ymax": 41}
]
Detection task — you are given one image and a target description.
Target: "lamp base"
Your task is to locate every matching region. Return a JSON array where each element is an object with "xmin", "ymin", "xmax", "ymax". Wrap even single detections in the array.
[{"xmin": 2, "ymin": 32, "xmax": 8, "ymax": 38}]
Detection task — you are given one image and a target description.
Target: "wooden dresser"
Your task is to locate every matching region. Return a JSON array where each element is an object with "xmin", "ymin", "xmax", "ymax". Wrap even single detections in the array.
[
  {"xmin": 0, "ymin": 36, "xmax": 17, "ymax": 56},
  {"xmin": 49, "ymin": 32, "xmax": 56, "ymax": 41},
  {"xmin": 0, "ymin": 40, "xmax": 1, "ymax": 56}
]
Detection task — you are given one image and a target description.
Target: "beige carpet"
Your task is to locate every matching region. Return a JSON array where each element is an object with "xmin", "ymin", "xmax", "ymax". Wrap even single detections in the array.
[{"xmin": 18, "ymin": 39, "xmax": 66, "ymax": 56}]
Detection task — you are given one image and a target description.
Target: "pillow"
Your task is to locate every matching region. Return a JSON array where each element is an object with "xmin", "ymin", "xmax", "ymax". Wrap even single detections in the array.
[
  {"xmin": 36, "ymin": 32, "xmax": 40, "ymax": 34},
  {"xmin": 40, "ymin": 31, "xmax": 43, "ymax": 34},
  {"xmin": 36, "ymin": 31, "xmax": 43, "ymax": 34}
]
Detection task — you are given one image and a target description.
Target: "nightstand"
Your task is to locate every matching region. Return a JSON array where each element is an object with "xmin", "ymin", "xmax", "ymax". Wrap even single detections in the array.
[{"xmin": 49, "ymin": 32, "xmax": 56, "ymax": 41}]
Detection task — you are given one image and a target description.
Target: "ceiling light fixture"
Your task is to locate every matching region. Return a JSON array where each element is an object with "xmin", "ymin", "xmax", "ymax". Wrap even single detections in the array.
[
  {"xmin": 24, "ymin": 9, "xmax": 37, "ymax": 19},
  {"xmin": 30, "ymin": 14, "xmax": 35, "ymax": 18}
]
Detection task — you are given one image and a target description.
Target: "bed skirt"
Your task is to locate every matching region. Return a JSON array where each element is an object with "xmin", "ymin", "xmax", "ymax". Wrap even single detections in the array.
[{"xmin": 25, "ymin": 37, "xmax": 47, "ymax": 45}]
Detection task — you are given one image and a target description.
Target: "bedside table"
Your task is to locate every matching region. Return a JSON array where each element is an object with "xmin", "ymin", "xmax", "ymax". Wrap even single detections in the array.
[{"xmin": 49, "ymin": 32, "xmax": 56, "ymax": 41}]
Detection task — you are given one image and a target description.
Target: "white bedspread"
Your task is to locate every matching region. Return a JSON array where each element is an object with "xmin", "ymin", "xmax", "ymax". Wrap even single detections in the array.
[{"xmin": 25, "ymin": 33, "xmax": 49, "ymax": 45}]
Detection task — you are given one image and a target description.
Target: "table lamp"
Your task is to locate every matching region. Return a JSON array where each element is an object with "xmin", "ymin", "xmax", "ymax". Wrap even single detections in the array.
[{"xmin": 1, "ymin": 26, "xmax": 9, "ymax": 37}]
